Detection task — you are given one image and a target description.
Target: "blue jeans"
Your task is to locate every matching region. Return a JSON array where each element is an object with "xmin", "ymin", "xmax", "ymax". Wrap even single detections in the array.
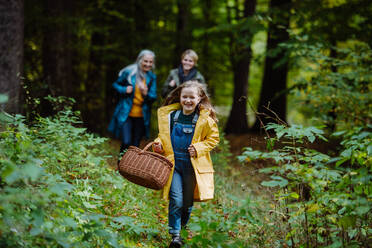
[
  {"xmin": 120, "ymin": 117, "xmax": 144, "ymax": 154},
  {"xmin": 168, "ymin": 157, "xmax": 196, "ymax": 234}
]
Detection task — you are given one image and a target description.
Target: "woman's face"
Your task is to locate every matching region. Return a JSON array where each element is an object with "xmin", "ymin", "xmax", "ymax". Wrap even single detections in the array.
[
  {"xmin": 141, "ymin": 54, "xmax": 154, "ymax": 72},
  {"xmin": 181, "ymin": 55, "xmax": 195, "ymax": 72},
  {"xmin": 180, "ymin": 86, "xmax": 201, "ymax": 115}
]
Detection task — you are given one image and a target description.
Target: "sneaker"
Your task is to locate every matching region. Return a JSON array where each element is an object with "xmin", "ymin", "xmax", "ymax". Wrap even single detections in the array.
[{"xmin": 169, "ymin": 234, "xmax": 183, "ymax": 248}]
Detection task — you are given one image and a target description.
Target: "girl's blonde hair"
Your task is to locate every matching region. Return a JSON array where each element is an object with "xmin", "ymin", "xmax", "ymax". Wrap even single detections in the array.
[
  {"xmin": 163, "ymin": 80, "xmax": 218, "ymax": 123},
  {"xmin": 181, "ymin": 49, "xmax": 198, "ymax": 65}
]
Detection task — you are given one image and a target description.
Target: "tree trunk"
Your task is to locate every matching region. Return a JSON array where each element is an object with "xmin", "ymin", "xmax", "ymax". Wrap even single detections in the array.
[
  {"xmin": 41, "ymin": 0, "xmax": 73, "ymax": 99},
  {"xmin": 201, "ymin": 0, "xmax": 217, "ymax": 96},
  {"xmin": 252, "ymin": 0, "xmax": 291, "ymax": 131},
  {"xmin": 84, "ymin": 31, "xmax": 106, "ymax": 133},
  {"xmin": 173, "ymin": 0, "xmax": 192, "ymax": 67},
  {"xmin": 224, "ymin": 0, "xmax": 256, "ymax": 134},
  {"xmin": 0, "ymin": 0, "xmax": 24, "ymax": 114},
  {"xmin": 326, "ymin": 44, "xmax": 337, "ymax": 131}
]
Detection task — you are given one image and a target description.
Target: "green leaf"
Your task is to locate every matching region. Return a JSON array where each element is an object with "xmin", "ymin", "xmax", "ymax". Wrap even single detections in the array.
[
  {"xmin": 259, "ymin": 167, "xmax": 274, "ymax": 173},
  {"xmin": 23, "ymin": 163, "xmax": 43, "ymax": 181},
  {"xmin": 63, "ymin": 217, "xmax": 77, "ymax": 228},
  {"xmin": 367, "ymin": 145, "xmax": 372, "ymax": 156},
  {"xmin": 355, "ymin": 205, "xmax": 370, "ymax": 216},
  {"xmin": 0, "ymin": 94, "xmax": 8, "ymax": 103},
  {"xmin": 83, "ymin": 201, "xmax": 97, "ymax": 209},
  {"xmin": 30, "ymin": 227, "xmax": 42, "ymax": 236},
  {"xmin": 338, "ymin": 216, "xmax": 356, "ymax": 229},
  {"xmin": 112, "ymin": 216, "xmax": 133, "ymax": 225},
  {"xmin": 332, "ymin": 130, "xmax": 347, "ymax": 137},
  {"xmin": 336, "ymin": 158, "xmax": 349, "ymax": 166},
  {"xmin": 261, "ymin": 180, "xmax": 281, "ymax": 187}
]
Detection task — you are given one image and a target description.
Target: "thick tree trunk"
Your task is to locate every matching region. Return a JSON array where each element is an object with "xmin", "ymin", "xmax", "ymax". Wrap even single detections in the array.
[
  {"xmin": 134, "ymin": 0, "xmax": 149, "ymax": 49},
  {"xmin": 41, "ymin": 0, "xmax": 73, "ymax": 98},
  {"xmin": 225, "ymin": 54, "xmax": 252, "ymax": 134},
  {"xmin": 224, "ymin": 0, "xmax": 256, "ymax": 134},
  {"xmin": 84, "ymin": 31, "xmax": 106, "ymax": 133},
  {"xmin": 0, "ymin": 0, "xmax": 24, "ymax": 114},
  {"xmin": 201, "ymin": 0, "xmax": 216, "ymax": 95},
  {"xmin": 173, "ymin": 0, "xmax": 192, "ymax": 67},
  {"xmin": 252, "ymin": 0, "xmax": 291, "ymax": 131}
]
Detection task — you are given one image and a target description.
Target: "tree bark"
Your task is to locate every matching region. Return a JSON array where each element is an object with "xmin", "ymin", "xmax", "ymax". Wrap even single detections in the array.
[
  {"xmin": 41, "ymin": 0, "xmax": 73, "ymax": 99},
  {"xmin": 201, "ymin": 0, "xmax": 217, "ymax": 96},
  {"xmin": 224, "ymin": 0, "xmax": 256, "ymax": 134},
  {"xmin": 173, "ymin": 0, "xmax": 192, "ymax": 67},
  {"xmin": 252, "ymin": 0, "xmax": 291, "ymax": 131},
  {"xmin": 0, "ymin": 0, "xmax": 24, "ymax": 114},
  {"xmin": 84, "ymin": 31, "xmax": 106, "ymax": 133}
]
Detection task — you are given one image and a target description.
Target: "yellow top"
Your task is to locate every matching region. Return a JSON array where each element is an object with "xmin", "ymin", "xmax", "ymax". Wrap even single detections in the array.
[{"xmin": 129, "ymin": 80, "xmax": 145, "ymax": 117}]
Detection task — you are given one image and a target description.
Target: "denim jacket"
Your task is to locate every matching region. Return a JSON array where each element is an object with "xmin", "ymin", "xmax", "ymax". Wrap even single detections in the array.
[{"xmin": 108, "ymin": 67, "xmax": 157, "ymax": 138}]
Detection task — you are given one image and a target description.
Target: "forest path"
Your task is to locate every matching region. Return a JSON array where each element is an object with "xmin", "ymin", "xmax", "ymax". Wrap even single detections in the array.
[{"xmin": 106, "ymin": 133, "xmax": 273, "ymax": 197}]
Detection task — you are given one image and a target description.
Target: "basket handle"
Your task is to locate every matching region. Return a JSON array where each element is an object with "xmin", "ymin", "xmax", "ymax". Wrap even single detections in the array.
[{"xmin": 141, "ymin": 141, "xmax": 155, "ymax": 153}]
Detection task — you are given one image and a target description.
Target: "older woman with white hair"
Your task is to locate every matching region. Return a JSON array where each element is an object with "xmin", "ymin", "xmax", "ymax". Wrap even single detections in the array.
[{"xmin": 108, "ymin": 50, "xmax": 157, "ymax": 157}]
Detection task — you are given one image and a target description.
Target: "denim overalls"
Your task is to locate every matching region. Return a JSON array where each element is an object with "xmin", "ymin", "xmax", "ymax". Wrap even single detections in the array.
[{"xmin": 168, "ymin": 110, "xmax": 198, "ymax": 235}]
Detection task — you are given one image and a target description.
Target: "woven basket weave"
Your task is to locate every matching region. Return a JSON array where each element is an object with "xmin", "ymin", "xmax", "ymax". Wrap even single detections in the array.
[{"xmin": 118, "ymin": 142, "xmax": 173, "ymax": 190}]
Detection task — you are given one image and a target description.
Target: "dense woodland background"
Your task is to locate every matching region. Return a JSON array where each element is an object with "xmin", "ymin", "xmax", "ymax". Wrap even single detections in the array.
[
  {"xmin": 0, "ymin": 0, "xmax": 371, "ymax": 247},
  {"xmin": 0, "ymin": 0, "xmax": 369, "ymax": 135}
]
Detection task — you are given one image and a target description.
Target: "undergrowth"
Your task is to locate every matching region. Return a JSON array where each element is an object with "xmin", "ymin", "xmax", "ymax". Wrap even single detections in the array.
[{"xmin": 0, "ymin": 106, "xmax": 281, "ymax": 247}]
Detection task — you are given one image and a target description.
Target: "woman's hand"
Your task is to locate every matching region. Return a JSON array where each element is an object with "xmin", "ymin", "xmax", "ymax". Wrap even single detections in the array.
[
  {"xmin": 169, "ymin": 80, "xmax": 176, "ymax": 87},
  {"xmin": 188, "ymin": 145, "xmax": 197, "ymax": 157},
  {"xmin": 153, "ymin": 142, "xmax": 164, "ymax": 153},
  {"xmin": 138, "ymin": 82, "xmax": 148, "ymax": 96},
  {"xmin": 140, "ymin": 84, "xmax": 148, "ymax": 96},
  {"xmin": 126, "ymin": 85, "xmax": 133, "ymax": 94}
]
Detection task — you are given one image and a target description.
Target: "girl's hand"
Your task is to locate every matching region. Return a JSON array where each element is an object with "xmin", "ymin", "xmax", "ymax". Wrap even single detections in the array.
[
  {"xmin": 126, "ymin": 85, "xmax": 133, "ymax": 94},
  {"xmin": 188, "ymin": 145, "xmax": 197, "ymax": 157},
  {"xmin": 153, "ymin": 142, "xmax": 164, "ymax": 153},
  {"xmin": 169, "ymin": 80, "xmax": 176, "ymax": 87}
]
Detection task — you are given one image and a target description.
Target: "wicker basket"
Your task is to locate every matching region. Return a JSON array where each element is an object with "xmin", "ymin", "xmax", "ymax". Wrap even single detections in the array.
[{"xmin": 118, "ymin": 142, "xmax": 173, "ymax": 190}]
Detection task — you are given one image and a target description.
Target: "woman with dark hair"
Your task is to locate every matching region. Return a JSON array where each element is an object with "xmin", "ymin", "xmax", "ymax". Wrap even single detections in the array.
[
  {"xmin": 161, "ymin": 49, "xmax": 205, "ymax": 98},
  {"xmin": 108, "ymin": 50, "xmax": 157, "ymax": 156}
]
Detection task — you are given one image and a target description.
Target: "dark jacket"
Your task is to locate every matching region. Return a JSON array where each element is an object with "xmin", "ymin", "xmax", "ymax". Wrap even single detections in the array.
[{"xmin": 161, "ymin": 68, "xmax": 205, "ymax": 98}]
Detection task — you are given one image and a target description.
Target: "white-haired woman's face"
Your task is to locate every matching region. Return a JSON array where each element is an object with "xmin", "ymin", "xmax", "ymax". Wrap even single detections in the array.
[{"xmin": 141, "ymin": 54, "xmax": 154, "ymax": 72}]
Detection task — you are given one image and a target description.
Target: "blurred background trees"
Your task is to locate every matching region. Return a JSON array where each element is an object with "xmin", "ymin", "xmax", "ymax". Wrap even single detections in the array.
[{"xmin": 1, "ymin": 0, "xmax": 370, "ymax": 135}]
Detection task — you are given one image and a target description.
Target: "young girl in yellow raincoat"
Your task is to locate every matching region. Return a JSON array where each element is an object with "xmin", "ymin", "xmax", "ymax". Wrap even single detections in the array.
[{"xmin": 153, "ymin": 80, "xmax": 219, "ymax": 247}]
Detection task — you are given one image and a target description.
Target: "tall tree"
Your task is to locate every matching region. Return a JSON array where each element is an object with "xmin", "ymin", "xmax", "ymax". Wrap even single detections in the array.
[
  {"xmin": 41, "ymin": 0, "xmax": 74, "ymax": 99},
  {"xmin": 252, "ymin": 0, "xmax": 291, "ymax": 130},
  {"xmin": 224, "ymin": 0, "xmax": 257, "ymax": 134},
  {"xmin": 0, "ymin": 0, "xmax": 24, "ymax": 114},
  {"xmin": 173, "ymin": 0, "xmax": 192, "ymax": 67},
  {"xmin": 200, "ymin": 0, "xmax": 218, "ymax": 96}
]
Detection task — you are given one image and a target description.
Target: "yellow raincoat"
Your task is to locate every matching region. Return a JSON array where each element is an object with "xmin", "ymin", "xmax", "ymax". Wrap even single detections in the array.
[{"xmin": 154, "ymin": 103, "xmax": 219, "ymax": 201}]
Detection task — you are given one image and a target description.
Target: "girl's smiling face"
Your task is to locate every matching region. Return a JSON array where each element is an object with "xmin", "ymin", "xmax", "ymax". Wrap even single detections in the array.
[{"xmin": 180, "ymin": 86, "xmax": 201, "ymax": 115}]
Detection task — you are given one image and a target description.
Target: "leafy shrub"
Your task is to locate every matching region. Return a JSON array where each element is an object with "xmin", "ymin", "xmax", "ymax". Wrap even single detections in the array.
[
  {"xmin": 286, "ymin": 40, "xmax": 372, "ymax": 130},
  {"xmin": 238, "ymin": 123, "xmax": 372, "ymax": 247},
  {"xmin": 0, "ymin": 108, "xmax": 167, "ymax": 247}
]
